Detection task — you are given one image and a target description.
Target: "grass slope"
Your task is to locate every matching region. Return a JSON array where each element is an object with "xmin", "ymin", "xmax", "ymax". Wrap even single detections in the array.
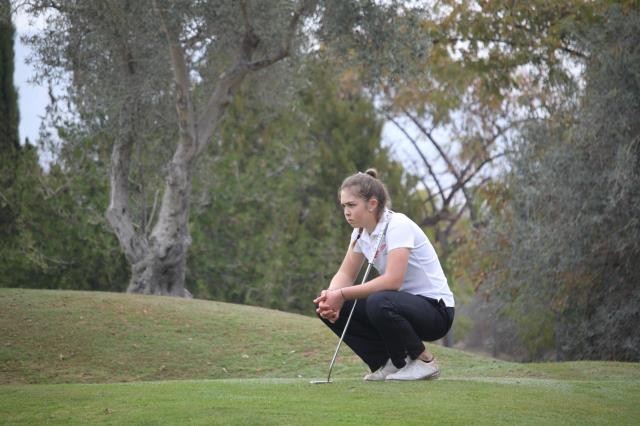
[{"xmin": 1, "ymin": 288, "xmax": 639, "ymax": 424}]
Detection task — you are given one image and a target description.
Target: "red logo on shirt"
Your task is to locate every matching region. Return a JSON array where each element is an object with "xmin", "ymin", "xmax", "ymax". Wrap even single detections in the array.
[{"xmin": 374, "ymin": 243, "xmax": 387, "ymax": 259}]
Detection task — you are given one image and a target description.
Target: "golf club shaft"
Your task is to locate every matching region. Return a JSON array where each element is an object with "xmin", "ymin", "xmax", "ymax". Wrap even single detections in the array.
[
  {"xmin": 324, "ymin": 261, "xmax": 375, "ymax": 382},
  {"xmin": 323, "ymin": 216, "xmax": 390, "ymax": 382}
]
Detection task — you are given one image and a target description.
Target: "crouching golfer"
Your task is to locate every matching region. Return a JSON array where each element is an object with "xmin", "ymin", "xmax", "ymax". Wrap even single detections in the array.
[{"xmin": 314, "ymin": 169, "xmax": 454, "ymax": 381}]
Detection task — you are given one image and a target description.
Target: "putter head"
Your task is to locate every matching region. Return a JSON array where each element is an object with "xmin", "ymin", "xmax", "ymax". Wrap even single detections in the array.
[{"xmin": 309, "ymin": 379, "xmax": 332, "ymax": 384}]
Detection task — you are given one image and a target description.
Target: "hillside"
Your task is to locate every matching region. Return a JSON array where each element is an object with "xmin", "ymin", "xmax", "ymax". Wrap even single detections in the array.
[
  {"xmin": 1, "ymin": 289, "xmax": 639, "ymax": 424},
  {"xmin": 2, "ymin": 288, "xmax": 638, "ymax": 385},
  {"xmin": 1, "ymin": 288, "xmax": 355, "ymax": 384}
]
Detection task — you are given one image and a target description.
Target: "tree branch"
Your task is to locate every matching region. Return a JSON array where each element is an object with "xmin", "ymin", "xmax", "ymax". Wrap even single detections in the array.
[
  {"xmin": 146, "ymin": 189, "xmax": 160, "ymax": 238},
  {"xmin": 104, "ymin": 14, "xmax": 150, "ymax": 264},
  {"xmin": 402, "ymin": 108, "xmax": 505, "ymax": 217},
  {"xmin": 195, "ymin": 0, "xmax": 317, "ymax": 148},
  {"xmin": 105, "ymin": 103, "xmax": 148, "ymax": 264},
  {"xmin": 405, "ymin": 155, "xmax": 437, "ymax": 212},
  {"xmin": 403, "ymin": 108, "xmax": 462, "ymax": 181},
  {"xmin": 246, "ymin": 0, "xmax": 314, "ymax": 71},
  {"xmin": 153, "ymin": 0, "xmax": 197, "ymax": 160},
  {"xmin": 445, "ymin": 199, "xmax": 468, "ymax": 235},
  {"xmin": 387, "ymin": 114, "xmax": 446, "ymax": 202}
]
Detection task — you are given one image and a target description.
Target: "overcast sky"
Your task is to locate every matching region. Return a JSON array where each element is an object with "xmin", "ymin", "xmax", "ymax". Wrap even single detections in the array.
[{"xmin": 13, "ymin": 10, "xmax": 48, "ymax": 146}]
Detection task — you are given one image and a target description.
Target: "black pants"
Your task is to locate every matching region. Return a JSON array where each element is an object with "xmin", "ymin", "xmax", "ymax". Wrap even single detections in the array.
[{"xmin": 317, "ymin": 290, "xmax": 454, "ymax": 371}]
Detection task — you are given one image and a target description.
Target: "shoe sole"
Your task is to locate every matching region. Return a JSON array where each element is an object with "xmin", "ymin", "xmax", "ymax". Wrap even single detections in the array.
[
  {"xmin": 426, "ymin": 370, "xmax": 440, "ymax": 380},
  {"xmin": 386, "ymin": 369, "xmax": 440, "ymax": 381}
]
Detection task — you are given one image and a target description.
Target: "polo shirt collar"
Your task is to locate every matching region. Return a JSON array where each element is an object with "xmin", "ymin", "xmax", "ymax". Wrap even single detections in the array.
[{"xmin": 367, "ymin": 208, "xmax": 392, "ymax": 239}]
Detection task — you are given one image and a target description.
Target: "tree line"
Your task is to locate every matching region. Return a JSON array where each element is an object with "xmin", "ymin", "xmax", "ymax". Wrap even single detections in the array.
[{"xmin": 1, "ymin": 0, "xmax": 638, "ymax": 361}]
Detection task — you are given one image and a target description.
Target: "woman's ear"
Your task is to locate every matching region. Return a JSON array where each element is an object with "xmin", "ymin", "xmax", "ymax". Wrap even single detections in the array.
[{"xmin": 367, "ymin": 197, "xmax": 379, "ymax": 212}]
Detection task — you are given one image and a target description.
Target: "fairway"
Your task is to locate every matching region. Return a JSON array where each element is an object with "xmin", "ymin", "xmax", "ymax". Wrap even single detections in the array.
[
  {"xmin": 2, "ymin": 376, "xmax": 639, "ymax": 425},
  {"xmin": 1, "ymin": 289, "xmax": 639, "ymax": 424}
]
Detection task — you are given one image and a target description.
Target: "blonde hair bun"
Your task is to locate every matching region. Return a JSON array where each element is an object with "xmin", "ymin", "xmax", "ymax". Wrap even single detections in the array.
[{"xmin": 365, "ymin": 168, "xmax": 378, "ymax": 179}]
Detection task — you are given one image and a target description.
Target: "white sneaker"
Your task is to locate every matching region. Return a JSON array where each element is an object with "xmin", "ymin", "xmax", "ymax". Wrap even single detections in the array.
[
  {"xmin": 385, "ymin": 358, "xmax": 440, "ymax": 381},
  {"xmin": 363, "ymin": 358, "xmax": 405, "ymax": 381}
]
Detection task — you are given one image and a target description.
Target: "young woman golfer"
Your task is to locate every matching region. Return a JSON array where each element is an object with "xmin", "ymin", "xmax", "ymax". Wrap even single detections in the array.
[{"xmin": 314, "ymin": 169, "xmax": 454, "ymax": 381}]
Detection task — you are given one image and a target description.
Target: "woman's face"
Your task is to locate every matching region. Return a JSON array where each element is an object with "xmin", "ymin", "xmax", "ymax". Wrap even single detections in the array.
[{"xmin": 340, "ymin": 188, "xmax": 377, "ymax": 229}]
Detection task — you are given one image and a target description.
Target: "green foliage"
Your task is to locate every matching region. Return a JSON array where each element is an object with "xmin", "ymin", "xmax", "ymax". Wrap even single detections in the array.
[
  {"xmin": 18, "ymin": 0, "xmax": 431, "ymax": 298},
  {"xmin": 318, "ymin": 1, "xmax": 432, "ymax": 85},
  {"xmin": 367, "ymin": 3, "xmax": 608, "ymax": 342},
  {"xmin": 0, "ymin": 1, "xmax": 20, "ymax": 243},
  {"xmin": 1, "ymin": 50, "xmax": 420, "ymax": 314},
  {"xmin": 0, "ymin": 0, "xmax": 19, "ymax": 150},
  {"xmin": 0, "ymin": 131, "xmax": 128, "ymax": 292},
  {"xmin": 188, "ymin": 59, "xmax": 421, "ymax": 314},
  {"xmin": 466, "ymin": 4, "xmax": 640, "ymax": 361},
  {"xmin": 428, "ymin": 0, "xmax": 601, "ymax": 114}
]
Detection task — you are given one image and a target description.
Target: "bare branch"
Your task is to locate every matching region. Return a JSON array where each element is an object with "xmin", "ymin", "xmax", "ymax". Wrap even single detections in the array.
[
  {"xmin": 387, "ymin": 114, "xmax": 446, "ymax": 202},
  {"xmin": 457, "ymin": 117, "xmax": 529, "ymax": 184},
  {"xmin": 403, "ymin": 108, "xmax": 462, "ymax": 181},
  {"xmin": 445, "ymin": 201, "xmax": 468, "ymax": 235},
  {"xmin": 444, "ymin": 156, "xmax": 495, "ymax": 207},
  {"xmin": 401, "ymin": 109, "xmax": 505, "ymax": 215},
  {"xmin": 405, "ymin": 155, "xmax": 438, "ymax": 212}
]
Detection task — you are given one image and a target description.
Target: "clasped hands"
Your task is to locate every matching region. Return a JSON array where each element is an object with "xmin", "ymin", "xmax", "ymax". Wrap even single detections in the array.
[{"xmin": 313, "ymin": 288, "xmax": 345, "ymax": 323}]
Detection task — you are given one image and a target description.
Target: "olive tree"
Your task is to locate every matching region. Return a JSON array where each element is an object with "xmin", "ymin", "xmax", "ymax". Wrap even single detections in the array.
[
  {"xmin": 19, "ymin": 0, "xmax": 427, "ymax": 297},
  {"xmin": 17, "ymin": 0, "xmax": 316, "ymax": 296}
]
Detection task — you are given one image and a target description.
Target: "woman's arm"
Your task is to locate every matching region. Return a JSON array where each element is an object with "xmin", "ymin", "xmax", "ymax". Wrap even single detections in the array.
[
  {"xmin": 328, "ymin": 246, "xmax": 365, "ymax": 290},
  {"xmin": 314, "ymin": 245, "xmax": 364, "ymax": 322},
  {"xmin": 320, "ymin": 247, "xmax": 410, "ymax": 316},
  {"xmin": 341, "ymin": 247, "xmax": 410, "ymax": 300}
]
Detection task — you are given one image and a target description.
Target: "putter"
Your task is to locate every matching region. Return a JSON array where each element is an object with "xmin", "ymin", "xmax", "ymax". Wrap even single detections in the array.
[{"xmin": 311, "ymin": 214, "xmax": 391, "ymax": 384}]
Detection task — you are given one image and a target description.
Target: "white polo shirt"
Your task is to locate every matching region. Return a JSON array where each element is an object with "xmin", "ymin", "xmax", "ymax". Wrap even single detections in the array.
[{"xmin": 350, "ymin": 210, "xmax": 455, "ymax": 307}]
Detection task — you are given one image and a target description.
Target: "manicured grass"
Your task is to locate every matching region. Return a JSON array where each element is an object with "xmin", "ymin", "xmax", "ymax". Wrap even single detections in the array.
[
  {"xmin": 1, "ymin": 288, "xmax": 639, "ymax": 424},
  {"xmin": 2, "ymin": 377, "xmax": 639, "ymax": 425}
]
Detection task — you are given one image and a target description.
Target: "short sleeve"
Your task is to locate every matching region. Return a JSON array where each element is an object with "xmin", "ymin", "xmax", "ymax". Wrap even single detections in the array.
[{"xmin": 386, "ymin": 218, "xmax": 415, "ymax": 251}]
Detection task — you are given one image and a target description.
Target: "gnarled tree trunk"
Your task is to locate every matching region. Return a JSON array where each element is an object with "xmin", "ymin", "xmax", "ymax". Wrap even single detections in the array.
[{"xmin": 106, "ymin": 0, "xmax": 313, "ymax": 297}]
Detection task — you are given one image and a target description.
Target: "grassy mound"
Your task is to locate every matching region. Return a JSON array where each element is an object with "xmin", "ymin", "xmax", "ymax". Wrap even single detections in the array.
[
  {"xmin": 1, "ymin": 288, "xmax": 638, "ymax": 384},
  {"xmin": 1, "ymin": 288, "xmax": 357, "ymax": 384},
  {"xmin": 1, "ymin": 288, "xmax": 639, "ymax": 424}
]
